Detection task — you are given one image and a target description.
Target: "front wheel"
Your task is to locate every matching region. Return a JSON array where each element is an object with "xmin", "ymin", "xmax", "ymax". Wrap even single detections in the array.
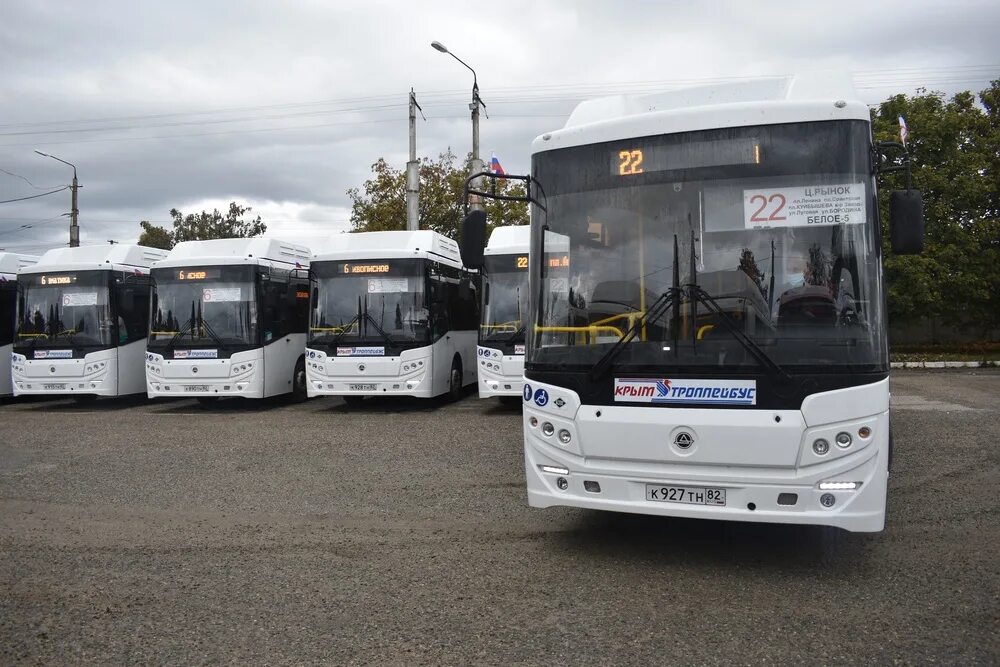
[
  {"xmin": 291, "ymin": 358, "xmax": 308, "ymax": 402},
  {"xmin": 448, "ymin": 357, "xmax": 463, "ymax": 401}
]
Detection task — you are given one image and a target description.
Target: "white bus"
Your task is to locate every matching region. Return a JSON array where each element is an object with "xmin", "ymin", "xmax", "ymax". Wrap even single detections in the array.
[
  {"xmin": 11, "ymin": 244, "xmax": 168, "ymax": 400},
  {"xmin": 1, "ymin": 253, "xmax": 38, "ymax": 397},
  {"xmin": 477, "ymin": 225, "xmax": 529, "ymax": 403},
  {"xmin": 460, "ymin": 74, "xmax": 924, "ymax": 532},
  {"xmin": 145, "ymin": 238, "xmax": 311, "ymax": 404},
  {"xmin": 306, "ymin": 230, "xmax": 479, "ymax": 403}
]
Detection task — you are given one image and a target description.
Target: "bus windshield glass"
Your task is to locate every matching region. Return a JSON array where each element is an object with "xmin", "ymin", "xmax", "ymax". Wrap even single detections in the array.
[
  {"xmin": 310, "ymin": 258, "xmax": 429, "ymax": 346},
  {"xmin": 529, "ymin": 120, "xmax": 886, "ymax": 373},
  {"xmin": 15, "ymin": 270, "xmax": 114, "ymax": 351},
  {"xmin": 481, "ymin": 254, "xmax": 529, "ymax": 347},
  {"xmin": 148, "ymin": 265, "xmax": 257, "ymax": 350}
]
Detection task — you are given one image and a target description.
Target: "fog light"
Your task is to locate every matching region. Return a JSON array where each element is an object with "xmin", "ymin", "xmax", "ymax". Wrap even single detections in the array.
[
  {"xmin": 542, "ymin": 422, "xmax": 554, "ymax": 436},
  {"xmin": 529, "ymin": 416, "xmax": 538, "ymax": 428},
  {"xmin": 812, "ymin": 438, "xmax": 830, "ymax": 455},
  {"xmin": 835, "ymin": 432, "xmax": 852, "ymax": 448},
  {"xmin": 557, "ymin": 429, "xmax": 572, "ymax": 444},
  {"xmin": 819, "ymin": 481, "xmax": 859, "ymax": 491},
  {"xmin": 540, "ymin": 465, "xmax": 569, "ymax": 475},
  {"xmin": 556, "ymin": 477, "xmax": 569, "ymax": 490},
  {"xmin": 820, "ymin": 493, "xmax": 836, "ymax": 507},
  {"xmin": 858, "ymin": 426, "xmax": 871, "ymax": 438}
]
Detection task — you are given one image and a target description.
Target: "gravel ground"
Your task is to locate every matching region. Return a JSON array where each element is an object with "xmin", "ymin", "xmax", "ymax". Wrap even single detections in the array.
[{"xmin": 1, "ymin": 370, "xmax": 998, "ymax": 665}]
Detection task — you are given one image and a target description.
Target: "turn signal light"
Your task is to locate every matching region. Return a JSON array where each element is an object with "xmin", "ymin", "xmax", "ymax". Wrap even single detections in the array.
[
  {"xmin": 818, "ymin": 481, "xmax": 860, "ymax": 491},
  {"xmin": 539, "ymin": 465, "xmax": 569, "ymax": 475}
]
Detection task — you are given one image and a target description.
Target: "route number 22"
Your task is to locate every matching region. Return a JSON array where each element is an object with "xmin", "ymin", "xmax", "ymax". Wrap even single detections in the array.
[
  {"xmin": 618, "ymin": 149, "xmax": 644, "ymax": 175},
  {"xmin": 748, "ymin": 193, "xmax": 787, "ymax": 223}
]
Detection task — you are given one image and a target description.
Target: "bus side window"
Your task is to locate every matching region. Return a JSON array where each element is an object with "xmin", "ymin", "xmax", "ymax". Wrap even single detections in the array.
[{"xmin": 428, "ymin": 265, "xmax": 451, "ymax": 340}]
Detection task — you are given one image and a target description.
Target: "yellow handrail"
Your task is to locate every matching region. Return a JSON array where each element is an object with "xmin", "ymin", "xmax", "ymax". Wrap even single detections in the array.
[
  {"xmin": 534, "ymin": 324, "xmax": 625, "ymax": 344},
  {"xmin": 480, "ymin": 320, "xmax": 521, "ymax": 333}
]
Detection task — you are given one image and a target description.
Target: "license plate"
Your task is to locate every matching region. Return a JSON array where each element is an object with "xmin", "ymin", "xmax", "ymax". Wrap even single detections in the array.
[
  {"xmin": 349, "ymin": 383, "xmax": 377, "ymax": 392},
  {"xmin": 43, "ymin": 383, "xmax": 66, "ymax": 390},
  {"xmin": 646, "ymin": 484, "xmax": 726, "ymax": 506},
  {"xmin": 184, "ymin": 385, "xmax": 210, "ymax": 392}
]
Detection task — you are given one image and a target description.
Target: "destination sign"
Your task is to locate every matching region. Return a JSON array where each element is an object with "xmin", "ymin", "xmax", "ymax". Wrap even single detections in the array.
[
  {"xmin": 339, "ymin": 263, "xmax": 391, "ymax": 274},
  {"xmin": 40, "ymin": 275, "xmax": 75, "ymax": 285},
  {"xmin": 177, "ymin": 268, "xmax": 222, "ymax": 281},
  {"xmin": 613, "ymin": 138, "xmax": 760, "ymax": 176}
]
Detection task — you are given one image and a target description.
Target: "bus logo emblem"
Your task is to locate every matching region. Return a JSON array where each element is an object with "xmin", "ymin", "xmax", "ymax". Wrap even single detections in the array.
[{"xmin": 674, "ymin": 432, "xmax": 694, "ymax": 449}]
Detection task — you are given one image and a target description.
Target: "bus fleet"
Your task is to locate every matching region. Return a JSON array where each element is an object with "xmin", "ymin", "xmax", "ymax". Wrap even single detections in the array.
[{"xmin": 6, "ymin": 74, "xmax": 924, "ymax": 535}]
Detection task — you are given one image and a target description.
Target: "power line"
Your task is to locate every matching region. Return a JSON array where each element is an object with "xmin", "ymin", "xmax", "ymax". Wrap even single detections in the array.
[
  {"xmin": 0, "ymin": 186, "xmax": 69, "ymax": 204},
  {"xmin": 0, "ymin": 168, "xmax": 62, "ymax": 190}
]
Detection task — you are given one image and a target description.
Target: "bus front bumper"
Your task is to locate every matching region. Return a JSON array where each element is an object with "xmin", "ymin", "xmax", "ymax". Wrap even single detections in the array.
[
  {"xmin": 477, "ymin": 347, "xmax": 524, "ymax": 398},
  {"xmin": 11, "ymin": 353, "xmax": 118, "ymax": 397}
]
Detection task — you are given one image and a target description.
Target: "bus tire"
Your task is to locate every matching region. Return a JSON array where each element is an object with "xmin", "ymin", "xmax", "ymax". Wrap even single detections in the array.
[
  {"xmin": 292, "ymin": 357, "xmax": 307, "ymax": 402},
  {"xmin": 449, "ymin": 356, "xmax": 463, "ymax": 401}
]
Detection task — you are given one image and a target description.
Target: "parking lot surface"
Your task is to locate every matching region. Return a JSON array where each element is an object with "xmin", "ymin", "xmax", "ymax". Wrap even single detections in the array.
[{"xmin": 1, "ymin": 370, "xmax": 998, "ymax": 665}]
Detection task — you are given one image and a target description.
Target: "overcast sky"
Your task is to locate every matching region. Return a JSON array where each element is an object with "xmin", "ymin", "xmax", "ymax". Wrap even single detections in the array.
[{"xmin": 1, "ymin": 0, "xmax": 997, "ymax": 254}]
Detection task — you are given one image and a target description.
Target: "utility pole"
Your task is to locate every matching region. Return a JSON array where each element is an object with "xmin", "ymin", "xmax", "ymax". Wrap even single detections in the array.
[
  {"xmin": 35, "ymin": 151, "xmax": 80, "ymax": 247},
  {"xmin": 406, "ymin": 89, "xmax": 424, "ymax": 231}
]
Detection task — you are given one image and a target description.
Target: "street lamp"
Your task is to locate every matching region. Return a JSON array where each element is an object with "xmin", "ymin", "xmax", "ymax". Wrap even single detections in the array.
[
  {"xmin": 431, "ymin": 41, "xmax": 486, "ymax": 210},
  {"xmin": 35, "ymin": 150, "xmax": 79, "ymax": 247}
]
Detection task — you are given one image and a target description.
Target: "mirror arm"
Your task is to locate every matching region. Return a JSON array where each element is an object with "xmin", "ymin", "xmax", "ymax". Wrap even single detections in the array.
[
  {"xmin": 875, "ymin": 141, "xmax": 913, "ymax": 189},
  {"xmin": 463, "ymin": 171, "xmax": 547, "ymax": 216}
]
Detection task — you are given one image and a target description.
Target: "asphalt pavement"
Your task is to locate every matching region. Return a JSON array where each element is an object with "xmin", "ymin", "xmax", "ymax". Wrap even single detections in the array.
[{"xmin": 1, "ymin": 370, "xmax": 998, "ymax": 665}]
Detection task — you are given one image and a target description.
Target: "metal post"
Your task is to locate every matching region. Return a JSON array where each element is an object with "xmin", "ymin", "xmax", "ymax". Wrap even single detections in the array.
[
  {"xmin": 406, "ymin": 89, "xmax": 421, "ymax": 231},
  {"xmin": 469, "ymin": 84, "xmax": 484, "ymax": 212},
  {"xmin": 69, "ymin": 171, "xmax": 79, "ymax": 247}
]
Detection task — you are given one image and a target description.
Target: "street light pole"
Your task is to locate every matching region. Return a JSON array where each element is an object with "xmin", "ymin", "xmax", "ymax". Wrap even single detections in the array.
[
  {"xmin": 431, "ymin": 41, "xmax": 486, "ymax": 211},
  {"xmin": 34, "ymin": 150, "xmax": 79, "ymax": 247}
]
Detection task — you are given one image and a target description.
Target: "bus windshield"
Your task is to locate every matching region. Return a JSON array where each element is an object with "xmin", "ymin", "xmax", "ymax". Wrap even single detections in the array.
[
  {"xmin": 14, "ymin": 270, "xmax": 115, "ymax": 351},
  {"xmin": 529, "ymin": 119, "xmax": 886, "ymax": 373},
  {"xmin": 310, "ymin": 258, "xmax": 429, "ymax": 347},
  {"xmin": 148, "ymin": 265, "xmax": 257, "ymax": 350},
  {"xmin": 481, "ymin": 254, "xmax": 529, "ymax": 349}
]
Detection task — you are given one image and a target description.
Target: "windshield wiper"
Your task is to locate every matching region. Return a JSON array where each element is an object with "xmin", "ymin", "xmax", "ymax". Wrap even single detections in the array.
[
  {"xmin": 328, "ymin": 314, "xmax": 361, "ymax": 345},
  {"xmin": 165, "ymin": 318, "xmax": 195, "ymax": 350},
  {"xmin": 588, "ymin": 287, "xmax": 681, "ymax": 381},
  {"xmin": 198, "ymin": 317, "xmax": 228, "ymax": 350},
  {"xmin": 686, "ymin": 284, "xmax": 791, "ymax": 382},
  {"xmin": 362, "ymin": 311, "xmax": 395, "ymax": 347}
]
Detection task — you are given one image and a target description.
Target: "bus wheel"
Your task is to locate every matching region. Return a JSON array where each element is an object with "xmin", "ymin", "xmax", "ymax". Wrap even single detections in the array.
[
  {"xmin": 196, "ymin": 396, "xmax": 219, "ymax": 407},
  {"xmin": 342, "ymin": 395, "xmax": 365, "ymax": 406},
  {"xmin": 292, "ymin": 358, "xmax": 308, "ymax": 401},
  {"xmin": 449, "ymin": 357, "xmax": 463, "ymax": 401}
]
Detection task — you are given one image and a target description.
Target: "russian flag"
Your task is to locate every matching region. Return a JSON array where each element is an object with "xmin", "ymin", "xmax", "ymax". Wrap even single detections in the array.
[{"xmin": 490, "ymin": 152, "xmax": 505, "ymax": 175}]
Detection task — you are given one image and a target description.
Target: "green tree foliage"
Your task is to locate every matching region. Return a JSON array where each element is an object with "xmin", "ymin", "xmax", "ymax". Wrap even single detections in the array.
[
  {"xmin": 137, "ymin": 202, "xmax": 267, "ymax": 250},
  {"xmin": 347, "ymin": 151, "xmax": 529, "ymax": 238},
  {"xmin": 872, "ymin": 81, "xmax": 999, "ymax": 334},
  {"xmin": 137, "ymin": 220, "xmax": 172, "ymax": 250}
]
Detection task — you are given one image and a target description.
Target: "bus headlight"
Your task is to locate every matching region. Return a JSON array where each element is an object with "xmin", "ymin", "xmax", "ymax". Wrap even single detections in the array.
[
  {"xmin": 558, "ymin": 429, "xmax": 572, "ymax": 444},
  {"xmin": 541, "ymin": 422, "xmax": 554, "ymax": 436},
  {"xmin": 835, "ymin": 432, "xmax": 852, "ymax": 448},
  {"xmin": 812, "ymin": 438, "xmax": 830, "ymax": 455}
]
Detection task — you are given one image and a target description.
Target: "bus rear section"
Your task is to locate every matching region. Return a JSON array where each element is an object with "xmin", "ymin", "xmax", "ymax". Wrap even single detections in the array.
[
  {"xmin": 145, "ymin": 238, "xmax": 311, "ymax": 402},
  {"xmin": 306, "ymin": 230, "xmax": 479, "ymax": 402},
  {"xmin": 1, "ymin": 253, "xmax": 38, "ymax": 397},
  {"xmin": 11, "ymin": 245, "xmax": 167, "ymax": 399},
  {"xmin": 477, "ymin": 225, "xmax": 529, "ymax": 401}
]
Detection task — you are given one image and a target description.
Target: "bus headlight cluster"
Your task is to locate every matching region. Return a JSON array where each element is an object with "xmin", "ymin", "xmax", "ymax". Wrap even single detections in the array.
[
  {"xmin": 85, "ymin": 362, "xmax": 107, "ymax": 374},
  {"xmin": 147, "ymin": 363, "xmax": 162, "ymax": 376},
  {"xmin": 402, "ymin": 360, "xmax": 424, "ymax": 372},
  {"xmin": 230, "ymin": 362, "xmax": 254, "ymax": 376},
  {"xmin": 484, "ymin": 361, "xmax": 501, "ymax": 371}
]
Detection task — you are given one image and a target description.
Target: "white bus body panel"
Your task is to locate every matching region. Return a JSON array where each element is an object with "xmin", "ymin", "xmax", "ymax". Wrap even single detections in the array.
[
  {"xmin": 522, "ymin": 378, "xmax": 890, "ymax": 532},
  {"xmin": 306, "ymin": 331, "xmax": 476, "ymax": 399},
  {"xmin": 477, "ymin": 346, "xmax": 524, "ymax": 398},
  {"xmin": 145, "ymin": 238, "xmax": 310, "ymax": 400},
  {"xmin": 12, "ymin": 245, "xmax": 166, "ymax": 398},
  {"xmin": 0, "ymin": 344, "xmax": 13, "ymax": 397}
]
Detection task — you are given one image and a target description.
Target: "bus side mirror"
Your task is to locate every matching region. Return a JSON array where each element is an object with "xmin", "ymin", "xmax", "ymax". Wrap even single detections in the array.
[
  {"xmin": 889, "ymin": 190, "xmax": 924, "ymax": 255},
  {"xmin": 459, "ymin": 210, "xmax": 487, "ymax": 269}
]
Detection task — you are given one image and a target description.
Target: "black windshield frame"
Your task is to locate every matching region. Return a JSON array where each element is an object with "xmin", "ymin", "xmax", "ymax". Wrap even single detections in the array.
[
  {"xmin": 528, "ymin": 119, "xmax": 887, "ymax": 377},
  {"xmin": 14, "ymin": 270, "xmax": 117, "ymax": 356},
  {"xmin": 480, "ymin": 253, "xmax": 529, "ymax": 352}
]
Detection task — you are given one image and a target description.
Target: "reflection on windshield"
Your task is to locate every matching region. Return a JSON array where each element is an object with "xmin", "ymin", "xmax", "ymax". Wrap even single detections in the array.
[
  {"xmin": 481, "ymin": 256, "xmax": 528, "ymax": 344},
  {"xmin": 310, "ymin": 261, "xmax": 428, "ymax": 345},
  {"xmin": 149, "ymin": 280, "xmax": 256, "ymax": 348},
  {"xmin": 15, "ymin": 272, "xmax": 114, "ymax": 349},
  {"xmin": 530, "ymin": 120, "xmax": 885, "ymax": 370}
]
